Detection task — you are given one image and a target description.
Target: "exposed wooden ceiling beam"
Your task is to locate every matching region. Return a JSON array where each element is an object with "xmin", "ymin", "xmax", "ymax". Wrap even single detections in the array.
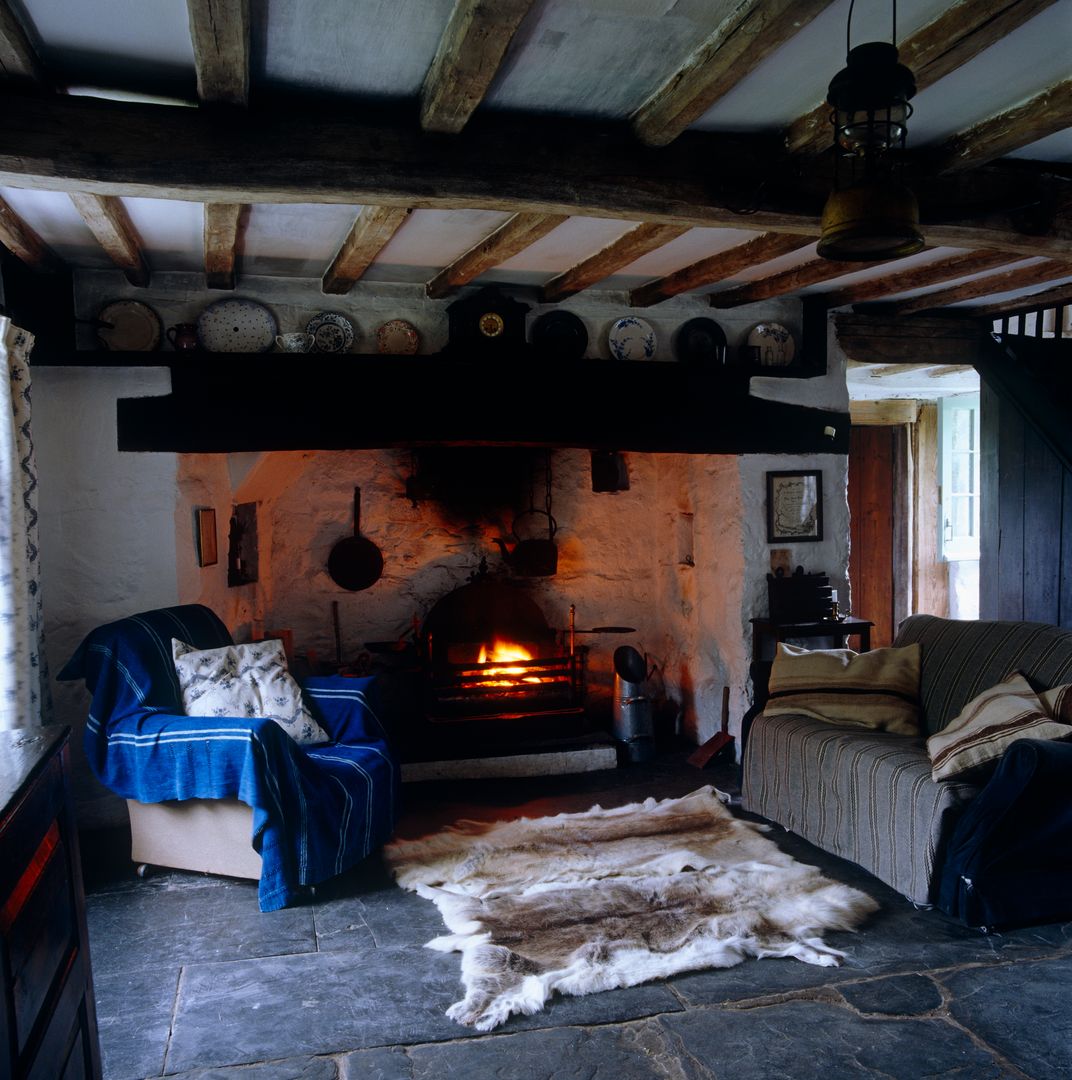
[
  {"xmin": 786, "ymin": 0, "xmax": 1061, "ymax": 156},
  {"xmin": 187, "ymin": 2, "xmax": 251, "ymax": 288},
  {"xmin": 0, "ymin": 92, "xmax": 1069, "ymax": 259},
  {"xmin": 322, "ymin": 205, "xmax": 412, "ymax": 295},
  {"xmin": 0, "ymin": 194, "xmax": 62, "ymax": 272},
  {"xmin": 631, "ymin": 0, "xmax": 836, "ymax": 148},
  {"xmin": 849, "ymin": 399, "xmax": 922, "ymax": 426},
  {"xmin": 885, "ymin": 259, "xmax": 1072, "ymax": 314},
  {"xmin": 822, "ymin": 249, "xmax": 1015, "ymax": 307},
  {"xmin": 834, "ymin": 313, "xmax": 984, "ymax": 365},
  {"xmin": 203, "ymin": 202, "xmax": 247, "ymax": 290},
  {"xmin": 426, "ymin": 212, "xmax": 568, "ymax": 298},
  {"xmin": 708, "ymin": 253, "xmax": 900, "ymax": 308},
  {"xmin": 186, "ymin": 0, "xmax": 250, "ymax": 107},
  {"xmin": 974, "ymin": 280, "xmax": 1072, "ymax": 317},
  {"xmin": 541, "ymin": 223, "xmax": 690, "ymax": 302},
  {"xmin": 0, "ymin": 0, "xmax": 45, "ymax": 84},
  {"xmin": 420, "ymin": 0, "xmax": 535, "ymax": 134},
  {"xmin": 69, "ymin": 192, "xmax": 149, "ymax": 286},
  {"xmin": 930, "ymin": 77, "xmax": 1072, "ymax": 173},
  {"xmin": 630, "ymin": 233, "xmax": 812, "ymax": 307}
]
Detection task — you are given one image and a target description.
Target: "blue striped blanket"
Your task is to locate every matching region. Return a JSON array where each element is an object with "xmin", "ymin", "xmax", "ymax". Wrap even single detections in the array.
[{"xmin": 60, "ymin": 605, "xmax": 399, "ymax": 912}]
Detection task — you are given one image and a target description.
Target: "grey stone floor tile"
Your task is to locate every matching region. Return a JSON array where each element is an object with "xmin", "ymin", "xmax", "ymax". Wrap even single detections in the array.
[
  {"xmin": 337, "ymin": 1047, "xmax": 412, "ymax": 1080},
  {"xmin": 92, "ymin": 965, "xmax": 179, "ymax": 1080},
  {"xmin": 163, "ymin": 1057, "xmax": 342, "ymax": 1079},
  {"xmin": 838, "ymin": 973, "xmax": 943, "ymax": 1016},
  {"xmin": 942, "ymin": 955, "xmax": 1072, "ymax": 1079},
  {"xmin": 166, "ymin": 945, "xmax": 681, "ymax": 1072},
  {"xmin": 88, "ymin": 881, "xmax": 317, "ymax": 975},
  {"xmin": 400, "ymin": 1023, "xmax": 685, "ymax": 1080},
  {"xmin": 313, "ymin": 887, "xmax": 441, "ymax": 951},
  {"xmin": 659, "ymin": 999, "xmax": 1007, "ymax": 1079}
]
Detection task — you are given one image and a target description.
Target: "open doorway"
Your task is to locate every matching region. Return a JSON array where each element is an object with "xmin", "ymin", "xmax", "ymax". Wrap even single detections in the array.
[{"xmin": 846, "ymin": 369, "xmax": 981, "ymax": 643}]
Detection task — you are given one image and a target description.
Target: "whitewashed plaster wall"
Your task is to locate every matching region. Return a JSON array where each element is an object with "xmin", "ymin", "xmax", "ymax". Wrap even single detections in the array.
[{"xmin": 36, "ymin": 270, "xmax": 849, "ymax": 823}]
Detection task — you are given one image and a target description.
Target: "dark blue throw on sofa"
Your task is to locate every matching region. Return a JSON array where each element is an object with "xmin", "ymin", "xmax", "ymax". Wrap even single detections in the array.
[{"xmin": 59, "ymin": 605, "xmax": 400, "ymax": 911}]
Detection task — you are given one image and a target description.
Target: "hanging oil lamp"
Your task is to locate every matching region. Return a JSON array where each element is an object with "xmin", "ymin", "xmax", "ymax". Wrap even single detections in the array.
[{"xmin": 817, "ymin": 34, "xmax": 925, "ymax": 261}]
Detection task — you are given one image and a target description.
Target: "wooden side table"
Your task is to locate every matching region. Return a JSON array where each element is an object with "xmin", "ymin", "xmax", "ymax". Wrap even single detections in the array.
[{"xmin": 750, "ymin": 616, "xmax": 874, "ymax": 661}]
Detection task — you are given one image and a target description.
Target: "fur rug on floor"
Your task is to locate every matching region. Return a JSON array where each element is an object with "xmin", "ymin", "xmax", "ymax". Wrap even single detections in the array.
[{"xmin": 383, "ymin": 786, "xmax": 878, "ymax": 1031}]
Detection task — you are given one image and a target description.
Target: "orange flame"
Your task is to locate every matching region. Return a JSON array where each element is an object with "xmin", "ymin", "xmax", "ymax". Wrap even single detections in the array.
[{"xmin": 476, "ymin": 639, "xmax": 544, "ymax": 684}]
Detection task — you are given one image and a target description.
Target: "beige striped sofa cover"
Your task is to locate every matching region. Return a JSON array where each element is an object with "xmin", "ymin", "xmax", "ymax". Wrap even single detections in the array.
[{"xmin": 741, "ymin": 615, "xmax": 1072, "ymax": 905}]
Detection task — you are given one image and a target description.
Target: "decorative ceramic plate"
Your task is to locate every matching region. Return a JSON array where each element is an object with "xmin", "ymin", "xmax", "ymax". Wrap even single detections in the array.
[
  {"xmin": 306, "ymin": 311, "xmax": 355, "ymax": 353},
  {"xmin": 675, "ymin": 317, "xmax": 728, "ymax": 365},
  {"xmin": 608, "ymin": 316, "xmax": 656, "ymax": 361},
  {"xmin": 746, "ymin": 322, "xmax": 795, "ymax": 367},
  {"xmin": 376, "ymin": 318, "xmax": 420, "ymax": 355},
  {"xmin": 197, "ymin": 299, "xmax": 277, "ymax": 353},
  {"xmin": 95, "ymin": 300, "xmax": 162, "ymax": 351},
  {"xmin": 531, "ymin": 310, "xmax": 588, "ymax": 360}
]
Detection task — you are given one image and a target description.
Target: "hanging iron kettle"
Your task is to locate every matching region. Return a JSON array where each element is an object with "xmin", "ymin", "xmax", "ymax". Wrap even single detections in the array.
[{"xmin": 494, "ymin": 508, "xmax": 558, "ymax": 576}]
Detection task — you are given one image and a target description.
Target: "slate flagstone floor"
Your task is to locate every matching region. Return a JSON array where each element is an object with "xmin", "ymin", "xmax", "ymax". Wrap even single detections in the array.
[{"xmin": 81, "ymin": 754, "xmax": 1072, "ymax": 1080}]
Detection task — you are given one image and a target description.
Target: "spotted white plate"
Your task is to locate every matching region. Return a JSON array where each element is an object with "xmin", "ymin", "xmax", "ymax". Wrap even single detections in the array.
[
  {"xmin": 376, "ymin": 318, "xmax": 420, "ymax": 355},
  {"xmin": 608, "ymin": 316, "xmax": 656, "ymax": 361},
  {"xmin": 746, "ymin": 322, "xmax": 795, "ymax": 367},
  {"xmin": 306, "ymin": 311, "xmax": 355, "ymax": 353},
  {"xmin": 197, "ymin": 299, "xmax": 277, "ymax": 353}
]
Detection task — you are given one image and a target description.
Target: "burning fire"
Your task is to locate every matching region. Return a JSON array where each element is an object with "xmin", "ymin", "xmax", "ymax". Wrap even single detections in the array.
[{"xmin": 476, "ymin": 639, "xmax": 544, "ymax": 684}]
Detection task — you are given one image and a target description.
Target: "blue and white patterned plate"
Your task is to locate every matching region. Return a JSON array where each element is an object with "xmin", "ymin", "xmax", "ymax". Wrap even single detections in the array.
[
  {"xmin": 608, "ymin": 316, "xmax": 656, "ymax": 361},
  {"xmin": 306, "ymin": 311, "xmax": 355, "ymax": 353}
]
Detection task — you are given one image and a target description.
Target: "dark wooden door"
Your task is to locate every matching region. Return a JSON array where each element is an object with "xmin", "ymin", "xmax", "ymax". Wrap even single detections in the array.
[{"xmin": 848, "ymin": 426, "xmax": 904, "ymax": 648}]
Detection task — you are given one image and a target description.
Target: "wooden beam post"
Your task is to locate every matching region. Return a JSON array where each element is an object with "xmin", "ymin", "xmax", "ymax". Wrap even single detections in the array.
[
  {"xmin": 885, "ymin": 260, "xmax": 1072, "ymax": 315},
  {"xmin": 426, "ymin": 212, "xmax": 567, "ymax": 298},
  {"xmin": 322, "ymin": 205, "xmax": 412, "ymax": 295},
  {"xmin": 0, "ymin": 194, "xmax": 62, "ymax": 272},
  {"xmin": 69, "ymin": 192, "xmax": 149, "ymax": 286},
  {"xmin": 541, "ymin": 222, "xmax": 689, "ymax": 302},
  {"xmin": 0, "ymin": 0, "xmax": 46, "ymax": 84},
  {"xmin": 631, "ymin": 0, "xmax": 836, "ymax": 147},
  {"xmin": 186, "ymin": 0, "xmax": 250, "ymax": 107},
  {"xmin": 929, "ymin": 77, "xmax": 1072, "ymax": 173},
  {"xmin": 821, "ymin": 250, "xmax": 1014, "ymax": 308},
  {"xmin": 420, "ymin": 0, "xmax": 536, "ymax": 134},
  {"xmin": 834, "ymin": 313, "xmax": 984, "ymax": 365},
  {"xmin": 630, "ymin": 233, "xmax": 811, "ymax": 307},
  {"xmin": 709, "ymin": 254, "xmax": 900, "ymax": 308},
  {"xmin": 203, "ymin": 201, "xmax": 247, "ymax": 290}
]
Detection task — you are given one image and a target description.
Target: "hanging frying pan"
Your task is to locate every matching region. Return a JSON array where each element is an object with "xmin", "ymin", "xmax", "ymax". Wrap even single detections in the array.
[{"xmin": 327, "ymin": 487, "xmax": 384, "ymax": 591}]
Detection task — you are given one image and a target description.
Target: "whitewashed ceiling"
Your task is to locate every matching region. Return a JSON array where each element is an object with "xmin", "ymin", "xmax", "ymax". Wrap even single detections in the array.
[{"xmin": 0, "ymin": 0, "xmax": 1070, "ymax": 319}]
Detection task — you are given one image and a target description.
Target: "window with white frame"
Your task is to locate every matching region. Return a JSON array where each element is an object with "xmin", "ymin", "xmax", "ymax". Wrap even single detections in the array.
[{"xmin": 939, "ymin": 393, "xmax": 981, "ymax": 561}]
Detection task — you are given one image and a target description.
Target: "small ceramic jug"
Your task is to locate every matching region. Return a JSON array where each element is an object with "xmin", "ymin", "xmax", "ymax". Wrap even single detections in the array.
[
  {"xmin": 276, "ymin": 332, "xmax": 315, "ymax": 353},
  {"xmin": 166, "ymin": 323, "xmax": 199, "ymax": 350}
]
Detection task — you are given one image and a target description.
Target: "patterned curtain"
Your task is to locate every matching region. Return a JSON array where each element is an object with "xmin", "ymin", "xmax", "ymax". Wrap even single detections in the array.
[{"xmin": 0, "ymin": 317, "xmax": 50, "ymax": 729}]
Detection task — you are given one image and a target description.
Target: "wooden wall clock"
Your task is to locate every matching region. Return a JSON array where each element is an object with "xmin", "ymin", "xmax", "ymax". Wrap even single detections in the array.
[{"xmin": 446, "ymin": 286, "xmax": 530, "ymax": 356}]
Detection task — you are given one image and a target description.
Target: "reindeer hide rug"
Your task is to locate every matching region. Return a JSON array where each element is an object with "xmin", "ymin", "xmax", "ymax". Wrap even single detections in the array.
[{"xmin": 383, "ymin": 786, "xmax": 877, "ymax": 1031}]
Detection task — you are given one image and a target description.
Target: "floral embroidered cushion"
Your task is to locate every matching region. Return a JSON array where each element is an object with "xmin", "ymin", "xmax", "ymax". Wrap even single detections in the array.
[{"xmin": 172, "ymin": 637, "xmax": 330, "ymax": 746}]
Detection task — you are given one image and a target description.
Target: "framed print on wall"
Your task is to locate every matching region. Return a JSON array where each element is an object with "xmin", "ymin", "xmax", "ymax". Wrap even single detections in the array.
[
  {"xmin": 766, "ymin": 470, "xmax": 823, "ymax": 543},
  {"xmin": 196, "ymin": 508, "xmax": 218, "ymax": 567}
]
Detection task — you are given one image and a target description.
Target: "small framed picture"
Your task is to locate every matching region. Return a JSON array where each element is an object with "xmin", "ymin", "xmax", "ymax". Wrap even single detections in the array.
[
  {"xmin": 766, "ymin": 470, "xmax": 823, "ymax": 543},
  {"xmin": 196, "ymin": 508, "xmax": 218, "ymax": 567}
]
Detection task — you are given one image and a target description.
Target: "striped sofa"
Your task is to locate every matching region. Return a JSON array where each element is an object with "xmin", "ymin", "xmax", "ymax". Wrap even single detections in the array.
[{"xmin": 741, "ymin": 615, "xmax": 1072, "ymax": 905}]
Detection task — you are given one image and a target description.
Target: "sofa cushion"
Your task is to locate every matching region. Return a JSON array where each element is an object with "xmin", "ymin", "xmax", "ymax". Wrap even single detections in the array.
[
  {"xmin": 927, "ymin": 675, "xmax": 1072, "ymax": 782},
  {"xmin": 741, "ymin": 711, "xmax": 977, "ymax": 905},
  {"xmin": 894, "ymin": 616, "xmax": 1072, "ymax": 735},
  {"xmin": 764, "ymin": 642, "xmax": 921, "ymax": 735},
  {"xmin": 172, "ymin": 638, "xmax": 331, "ymax": 746}
]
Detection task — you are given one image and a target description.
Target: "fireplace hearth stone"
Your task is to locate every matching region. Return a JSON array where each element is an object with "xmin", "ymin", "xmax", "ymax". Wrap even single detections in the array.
[{"xmin": 400, "ymin": 732, "xmax": 618, "ymax": 782}]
